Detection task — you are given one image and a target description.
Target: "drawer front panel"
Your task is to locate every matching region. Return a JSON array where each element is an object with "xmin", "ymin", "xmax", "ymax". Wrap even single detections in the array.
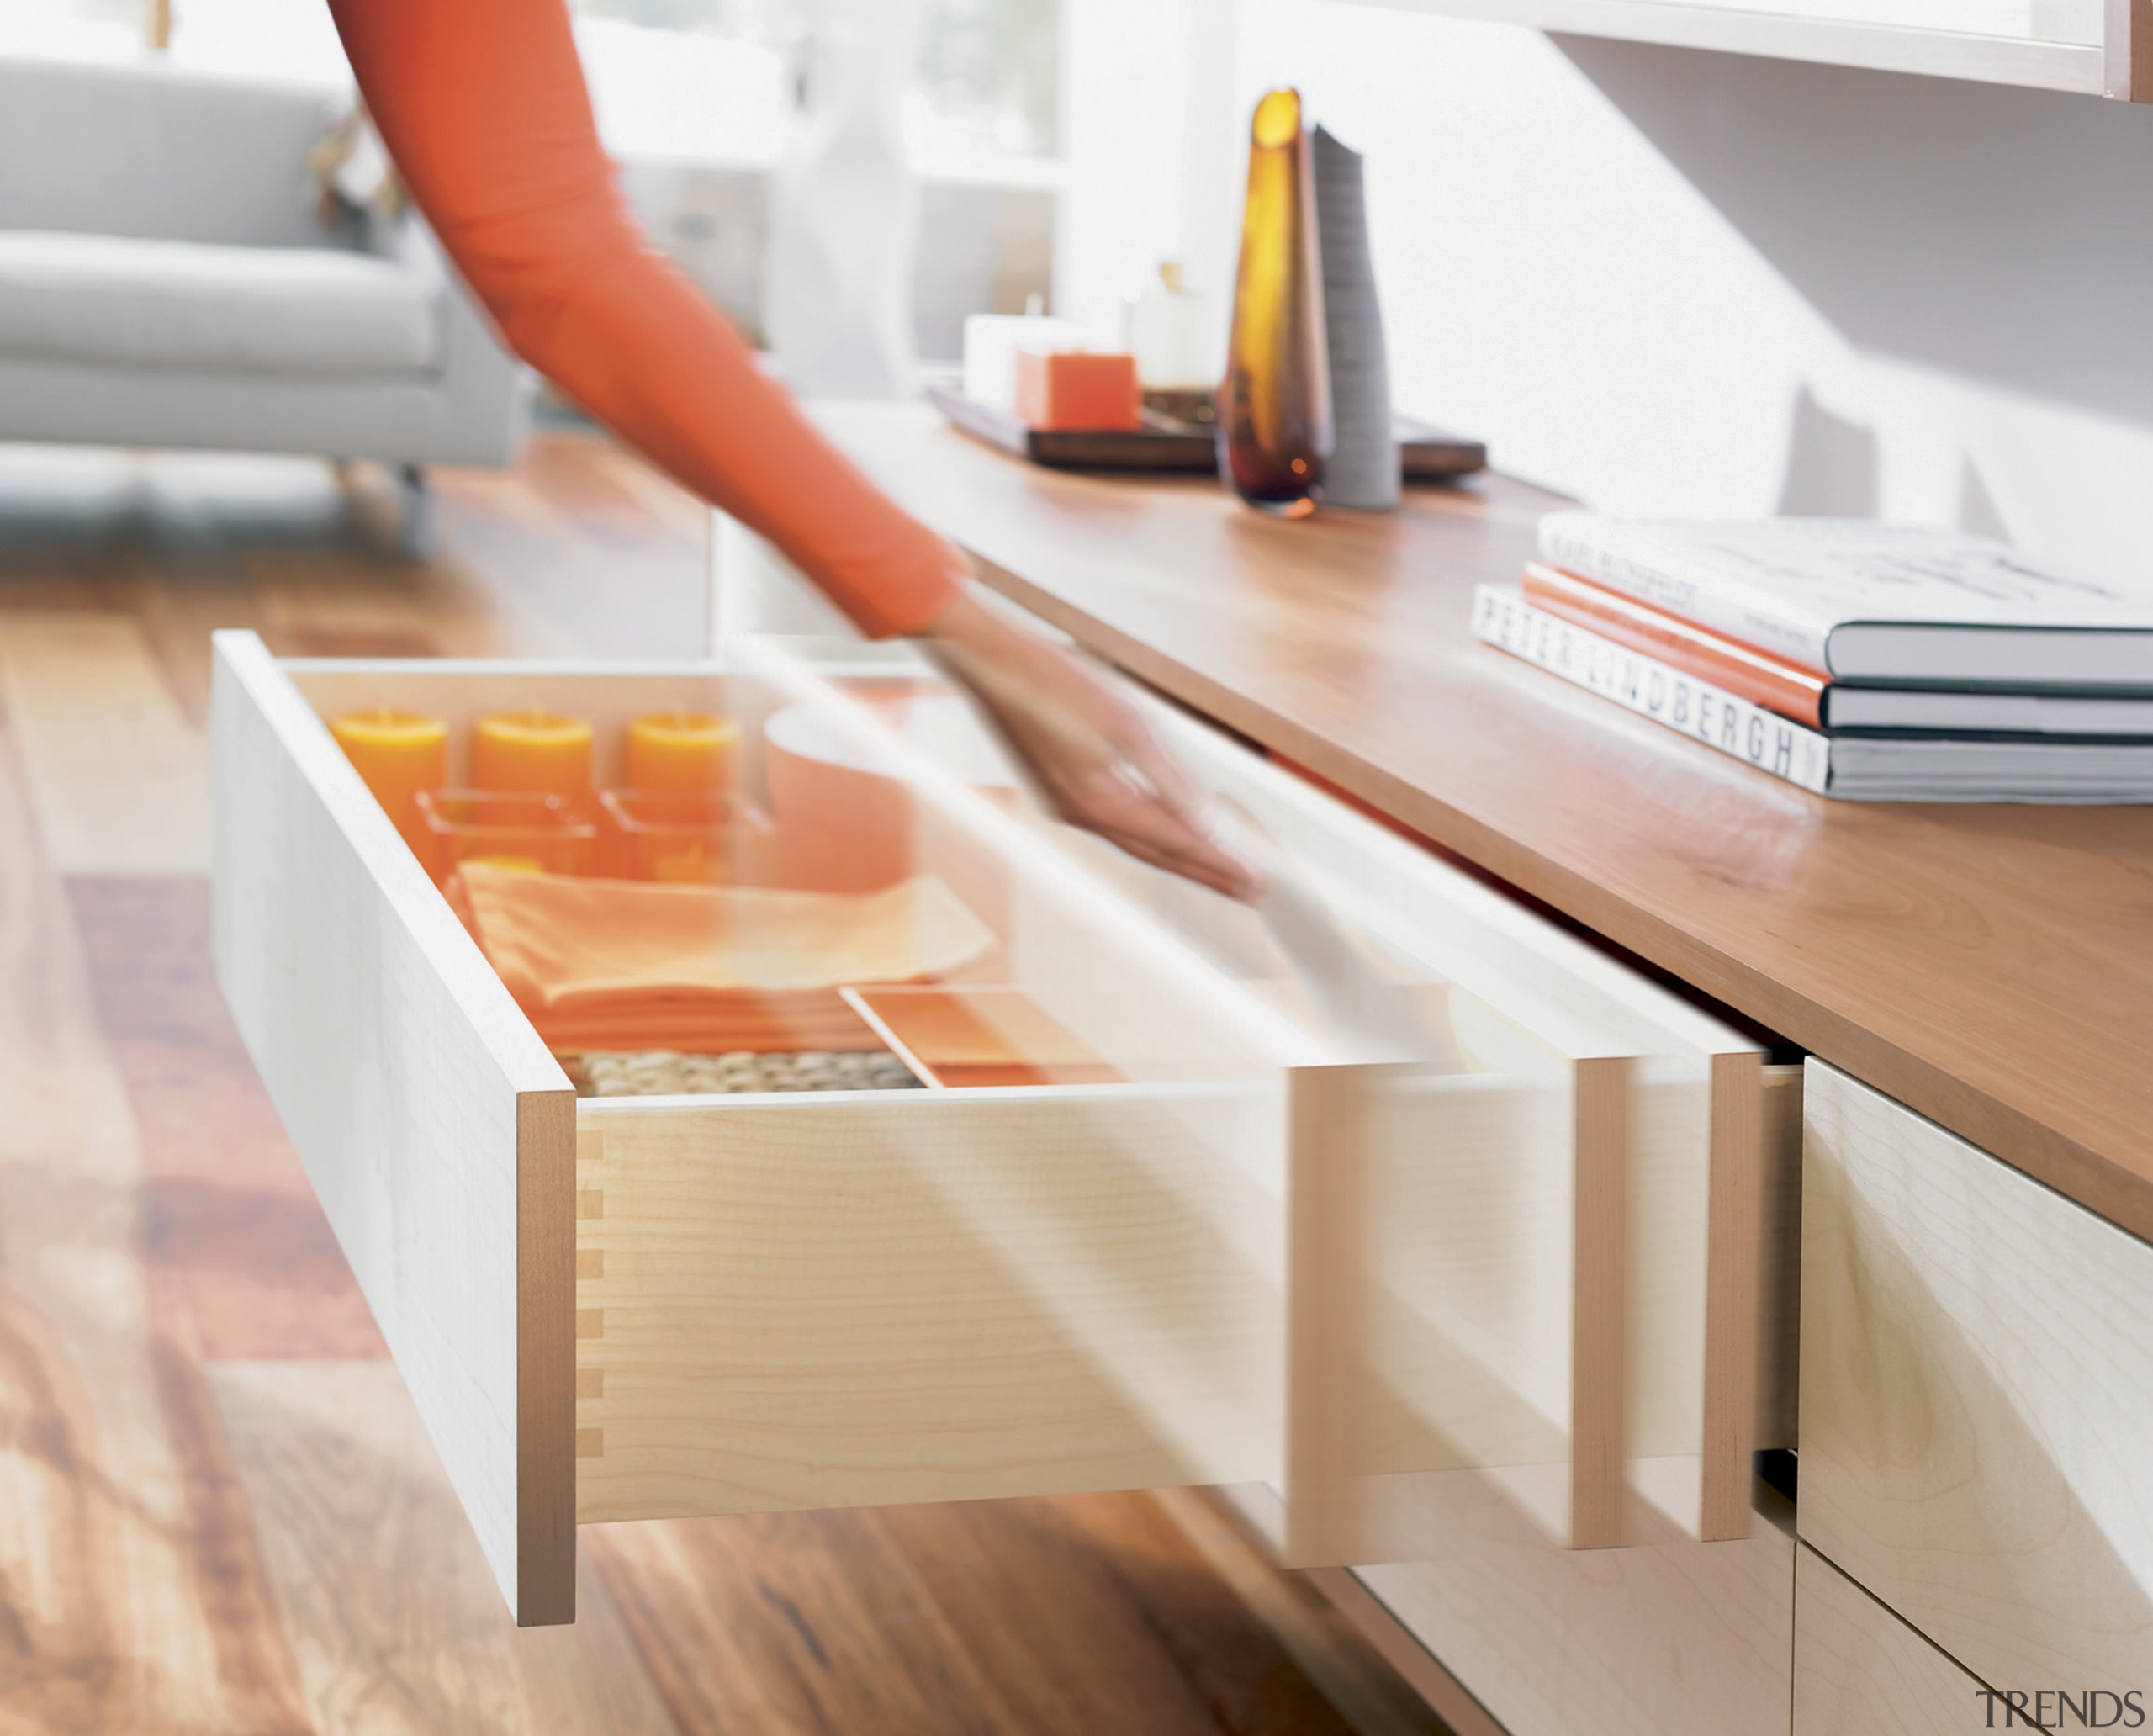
[
  {"xmin": 1801, "ymin": 1060, "xmax": 2153, "ymax": 1694},
  {"xmin": 1795, "ymin": 1544, "xmax": 1986, "ymax": 1736},
  {"xmin": 1161, "ymin": 711, "xmax": 1773, "ymax": 1553}
]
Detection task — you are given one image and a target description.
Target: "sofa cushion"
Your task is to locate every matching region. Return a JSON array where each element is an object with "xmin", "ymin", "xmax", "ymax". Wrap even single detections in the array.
[{"xmin": 0, "ymin": 230, "xmax": 440, "ymax": 376}]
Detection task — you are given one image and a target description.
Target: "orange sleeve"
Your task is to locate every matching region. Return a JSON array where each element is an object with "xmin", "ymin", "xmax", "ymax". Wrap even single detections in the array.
[{"xmin": 325, "ymin": 0, "xmax": 965, "ymax": 639}]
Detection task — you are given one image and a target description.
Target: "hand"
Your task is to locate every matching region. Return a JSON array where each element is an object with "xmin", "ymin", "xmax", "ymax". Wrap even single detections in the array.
[{"xmin": 922, "ymin": 585, "xmax": 1263, "ymax": 902}]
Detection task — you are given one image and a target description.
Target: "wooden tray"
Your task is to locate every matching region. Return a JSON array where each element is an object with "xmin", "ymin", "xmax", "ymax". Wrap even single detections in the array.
[{"xmin": 927, "ymin": 383, "xmax": 1488, "ymax": 480}]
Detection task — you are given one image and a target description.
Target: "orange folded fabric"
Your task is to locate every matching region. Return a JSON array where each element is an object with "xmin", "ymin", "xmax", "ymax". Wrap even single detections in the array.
[{"xmin": 451, "ymin": 861, "xmax": 996, "ymax": 1054}]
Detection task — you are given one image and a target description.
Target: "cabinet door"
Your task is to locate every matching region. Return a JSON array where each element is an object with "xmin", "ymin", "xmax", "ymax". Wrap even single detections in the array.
[
  {"xmin": 1335, "ymin": 1478, "xmax": 1796, "ymax": 1736},
  {"xmin": 1795, "ymin": 1544, "xmax": 1988, "ymax": 1736},
  {"xmin": 1801, "ymin": 1061, "xmax": 2153, "ymax": 1696}
]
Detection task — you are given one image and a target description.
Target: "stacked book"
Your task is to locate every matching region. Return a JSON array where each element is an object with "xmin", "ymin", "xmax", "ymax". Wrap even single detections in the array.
[{"xmin": 1473, "ymin": 513, "xmax": 2153, "ymax": 802}]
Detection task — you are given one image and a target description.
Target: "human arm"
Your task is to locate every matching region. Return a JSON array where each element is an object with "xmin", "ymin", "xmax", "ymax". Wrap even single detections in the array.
[{"xmin": 329, "ymin": 0, "xmax": 1251, "ymax": 893}]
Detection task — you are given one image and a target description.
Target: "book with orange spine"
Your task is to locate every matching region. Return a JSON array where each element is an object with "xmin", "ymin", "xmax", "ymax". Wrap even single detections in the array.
[
  {"xmin": 1521, "ymin": 559, "xmax": 1828, "ymax": 728},
  {"xmin": 1472, "ymin": 585, "xmax": 2153, "ymax": 800}
]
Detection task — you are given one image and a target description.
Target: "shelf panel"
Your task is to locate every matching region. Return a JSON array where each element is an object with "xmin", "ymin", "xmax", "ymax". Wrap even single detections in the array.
[{"xmin": 1353, "ymin": 0, "xmax": 2137, "ymax": 98}]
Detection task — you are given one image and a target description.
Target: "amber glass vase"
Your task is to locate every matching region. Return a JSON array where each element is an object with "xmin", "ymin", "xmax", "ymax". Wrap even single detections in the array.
[{"xmin": 1218, "ymin": 88, "xmax": 1332, "ymax": 517}]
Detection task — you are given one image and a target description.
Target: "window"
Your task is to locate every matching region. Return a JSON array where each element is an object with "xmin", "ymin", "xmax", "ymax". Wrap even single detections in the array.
[
  {"xmin": 0, "ymin": 0, "xmax": 158, "ymax": 63},
  {"xmin": 581, "ymin": 0, "xmax": 1062, "ymax": 359},
  {"xmin": 572, "ymin": 0, "xmax": 1060, "ymax": 176},
  {"xmin": 918, "ymin": 0, "xmax": 1059, "ymax": 165}
]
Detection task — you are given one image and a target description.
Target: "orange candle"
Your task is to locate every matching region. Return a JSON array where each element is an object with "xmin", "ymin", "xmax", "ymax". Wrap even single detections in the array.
[
  {"xmin": 473, "ymin": 711, "xmax": 593, "ymax": 795},
  {"xmin": 626, "ymin": 711, "xmax": 738, "ymax": 792},
  {"xmin": 330, "ymin": 708, "xmax": 447, "ymax": 863}
]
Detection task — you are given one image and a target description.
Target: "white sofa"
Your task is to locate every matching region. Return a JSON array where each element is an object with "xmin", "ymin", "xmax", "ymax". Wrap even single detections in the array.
[{"xmin": 0, "ymin": 56, "xmax": 532, "ymax": 545}]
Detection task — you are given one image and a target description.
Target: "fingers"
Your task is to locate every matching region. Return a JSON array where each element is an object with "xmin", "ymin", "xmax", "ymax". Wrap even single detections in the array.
[
  {"xmin": 1100, "ymin": 703, "xmax": 1198, "ymax": 809},
  {"xmin": 1097, "ymin": 726, "xmax": 1266, "ymax": 901},
  {"xmin": 925, "ymin": 592, "xmax": 1263, "ymax": 898},
  {"xmin": 1050, "ymin": 764, "xmax": 1266, "ymax": 902},
  {"xmin": 1090, "ymin": 823, "xmax": 1260, "ymax": 901}
]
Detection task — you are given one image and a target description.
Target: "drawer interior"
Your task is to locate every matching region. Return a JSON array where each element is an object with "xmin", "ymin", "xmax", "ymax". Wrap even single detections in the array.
[{"xmin": 214, "ymin": 630, "xmax": 1780, "ymax": 1624}]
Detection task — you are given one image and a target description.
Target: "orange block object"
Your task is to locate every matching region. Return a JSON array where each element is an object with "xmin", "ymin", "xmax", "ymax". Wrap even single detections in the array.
[
  {"xmin": 1012, "ymin": 349, "xmax": 1141, "ymax": 431},
  {"xmin": 330, "ymin": 708, "xmax": 447, "ymax": 863}
]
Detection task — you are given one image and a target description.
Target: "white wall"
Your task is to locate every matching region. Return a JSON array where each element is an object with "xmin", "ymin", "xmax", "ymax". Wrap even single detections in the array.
[
  {"xmin": 1058, "ymin": 0, "xmax": 1209, "ymax": 341},
  {"xmin": 1063, "ymin": 0, "xmax": 2153, "ymax": 585}
]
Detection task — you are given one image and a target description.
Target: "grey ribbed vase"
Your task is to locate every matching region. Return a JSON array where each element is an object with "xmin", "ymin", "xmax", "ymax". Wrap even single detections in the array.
[{"xmin": 1310, "ymin": 126, "xmax": 1398, "ymax": 510}]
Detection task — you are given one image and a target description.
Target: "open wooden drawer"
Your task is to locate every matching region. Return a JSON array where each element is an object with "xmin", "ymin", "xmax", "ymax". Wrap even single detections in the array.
[{"xmin": 210, "ymin": 628, "xmax": 1783, "ymax": 1627}]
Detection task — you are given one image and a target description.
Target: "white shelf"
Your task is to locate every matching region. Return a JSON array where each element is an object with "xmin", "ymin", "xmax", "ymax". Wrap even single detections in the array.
[{"xmin": 1355, "ymin": 0, "xmax": 2148, "ymax": 99}]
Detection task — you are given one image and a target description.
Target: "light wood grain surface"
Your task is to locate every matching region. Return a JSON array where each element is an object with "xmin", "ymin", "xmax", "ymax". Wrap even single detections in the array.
[
  {"xmin": 1159, "ymin": 699, "xmax": 1769, "ymax": 1549},
  {"xmin": 1800, "ymin": 1058, "xmax": 2153, "ymax": 1696},
  {"xmin": 1303, "ymin": 1564, "xmax": 1506, "ymax": 1736},
  {"xmin": 1793, "ymin": 1544, "xmax": 1988, "ymax": 1736},
  {"xmin": 574, "ymin": 1087, "xmax": 1286, "ymax": 1523},
  {"xmin": 1756, "ymin": 1065, "xmax": 1804, "ymax": 1452},
  {"xmin": 1356, "ymin": 1479, "xmax": 1796, "ymax": 1736},
  {"xmin": 821, "ymin": 404, "xmax": 2153, "ymax": 1245},
  {"xmin": 1234, "ymin": 1470, "xmax": 1796, "ymax": 1736}
]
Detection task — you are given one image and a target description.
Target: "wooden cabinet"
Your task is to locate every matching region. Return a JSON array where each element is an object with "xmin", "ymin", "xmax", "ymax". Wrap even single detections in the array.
[
  {"xmin": 211, "ymin": 631, "xmax": 1777, "ymax": 1627},
  {"xmin": 1794, "ymin": 1543, "xmax": 1987, "ymax": 1736},
  {"xmin": 786, "ymin": 405, "xmax": 2153, "ymax": 1735},
  {"xmin": 1340, "ymin": 1477, "xmax": 1796, "ymax": 1736},
  {"xmin": 1360, "ymin": 0, "xmax": 2149, "ymax": 100},
  {"xmin": 1800, "ymin": 1059, "xmax": 2153, "ymax": 1698}
]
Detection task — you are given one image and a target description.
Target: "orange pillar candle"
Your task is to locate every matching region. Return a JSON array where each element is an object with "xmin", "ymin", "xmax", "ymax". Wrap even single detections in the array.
[
  {"xmin": 330, "ymin": 708, "xmax": 447, "ymax": 863},
  {"xmin": 626, "ymin": 711, "xmax": 738, "ymax": 792},
  {"xmin": 473, "ymin": 711, "xmax": 594, "ymax": 795}
]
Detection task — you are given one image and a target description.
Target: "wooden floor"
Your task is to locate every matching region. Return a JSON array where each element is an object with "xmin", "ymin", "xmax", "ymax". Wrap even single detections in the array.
[{"xmin": 0, "ymin": 436, "xmax": 1452, "ymax": 1736}]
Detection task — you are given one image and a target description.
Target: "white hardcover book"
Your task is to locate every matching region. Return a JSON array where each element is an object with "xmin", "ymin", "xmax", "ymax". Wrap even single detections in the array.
[
  {"xmin": 1536, "ymin": 512, "xmax": 2153, "ymax": 688},
  {"xmin": 1823, "ymin": 688, "xmax": 2153, "ymax": 734},
  {"xmin": 1473, "ymin": 585, "xmax": 1831, "ymax": 794},
  {"xmin": 1473, "ymin": 586, "xmax": 2153, "ymax": 803}
]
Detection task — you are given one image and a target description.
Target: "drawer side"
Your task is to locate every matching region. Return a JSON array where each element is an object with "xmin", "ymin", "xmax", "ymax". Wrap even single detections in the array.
[
  {"xmin": 573, "ymin": 1084, "xmax": 1286, "ymax": 1524},
  {"xmin": 209, "ymin": 632, "xmax": 576, "ymax": 1626}
]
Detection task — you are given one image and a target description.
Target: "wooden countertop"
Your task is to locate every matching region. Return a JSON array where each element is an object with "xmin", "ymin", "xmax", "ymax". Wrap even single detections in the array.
[{"xmin": 823, "ymin": 404, "xmax": 2153, "ymax": 1245}]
